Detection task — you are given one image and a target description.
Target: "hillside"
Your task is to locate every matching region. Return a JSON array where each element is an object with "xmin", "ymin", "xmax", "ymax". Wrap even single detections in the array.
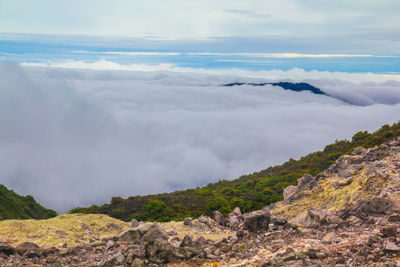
[
  {"xmin": 71, "ymin": 121, "xmax": 400, "ymax": 222},
  {"xmin": 1, "ymin": 138, "xmax": 400, "ymax": 266},
  {"xmin": 0, "ymin": 185, "xmax": 56, "ymax": 220}
]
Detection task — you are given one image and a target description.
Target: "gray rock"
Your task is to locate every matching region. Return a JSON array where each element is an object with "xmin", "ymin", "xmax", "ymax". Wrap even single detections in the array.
[
  {"xmin": 381, "ymin": 226, "xmax": 398, "ymax": 237},
  {"xmin": 339, "ymin": 197, "xmax": 393, "ymax": 219},
  {"xmin": 227, "ymin": 214, "xmax": 244, "ymax": 229},
  {"xmin": 213, "ymin": 210, "xmax": 226, "ymax": 226},
  {"xmin": 383, "ymin": 241, "xmax": 400, "ymax": 252},
  {"xmin": 106, "ymin": 240, "xmax": 115, "ymax": 249},
  {"xmin": 117, "ymin": 223, "xmax": 167, "ymax": 244},
  {"xmin": 145, "ymin": 240, "xmax": 177, "ymax": 264},
  {"xmin": 183, "ymin": 217, "xmax": 193, "ymax": 226},
  {"xmin": 180, "ymin": 235, "xmax": 193, "ymax": 247},
  {"xmin": 232, "ymin": 207, "xmax": 242, "ymax": 216},
  {"xmin": 131, "ymin": 258, "xmax": 146, "ymax": 267},
  {"xmin": 243, "ymin": 210, "xmax": 270, "ymax": 233},
  {"xmin": 388, "ymin": 214, "xmax": 400, "ymax": 222},
  {"xmin": 303, "ymin": 208, "xmax": 328, "ymax": 228},
  {"xmin": 198, "ymin": 216, "xmax": 217, "ymax": 228},
  {"xmin": 283, "ymin": 185, "xmax": 297, "ymax": 202},
  {"xmin": 0, "ymin": 242, "xmax": 16, "ymax": 255},
  {"xmin": 130, "ymin": 218, "xmax": 139, "ymax": 228},
  {"xmin": 16, "ymin": 242, "xmax": 40, "ymax": 255}
]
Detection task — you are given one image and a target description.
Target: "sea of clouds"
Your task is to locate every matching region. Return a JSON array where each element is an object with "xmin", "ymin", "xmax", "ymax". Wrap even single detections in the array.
[{"xmin": 1, "ymin": 61, "xmax": 400, "ymax": 211}]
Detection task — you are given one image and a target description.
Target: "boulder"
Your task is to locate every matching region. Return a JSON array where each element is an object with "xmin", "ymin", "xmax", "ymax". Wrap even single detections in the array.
[
  {"xmin": 183, "ymin": 217, "xmax": 193, "ymax": 226},
  {"xmin": 227, "ymin": 214, "xmax": 243, "ymax": 229},
  {"xmin": 381, "ymin": 226, "xmax": 398, "ymax": 237},
  {"xmin": 232, "ymin": 207, "xmax": 242, "ymax": 216},
  {"xmin": 145, "ymin": 240, "xmax": 177, "ymax": 264},
  {"xmin": 131, "ymin": 258, "xmax": 146, "ymax": 267},
  {"xmin": 213, "ymin": 211, "xmax": 226, "ymax": 226},
  {"xmin": 303, "ymin": 209, "xmax": 328, "ymax": 228},
  {"xmin": 141, "ymin": 224, "xmax": 168, "ymax": 243},
  {"xmin": 383, "ymin": 241, "xmax": 400, "ymax": 253},
  {"xmin": 321, "ymin": 232, "xmax": 337, "ymax": 244},
  {"xmin": 283, "ymin": 185, "xmax": 297, "ymax": 202},
  {"xmin": 243, "ymin": 210, "xmax": 271, "ymax": 233},
  {"xmin": 197, "ymin": 216, "xmax": 217, "ymax": 228},
  {"xmin": 180, "ymin": 235, "xmax": 193, "ymax": 248},
  {"xmin": 16, "ymin": 242, "xmax": 40, "ymax": 255},
  {"xmin": 117, "ymin": 229, "xmax": 142, "ymax": 244},
  {"xmin": 297, "ymin": 173, "xmax": 315, "ymax": 191},
  {"xmin": 0, "ymin": 242, "xmax": 16, "ymax": 255},
  {"xmin": 339, "ymin": 197, "xmax": 393, "ymax": 219},
  {"xmin": 388, "ymin": 214, "xmax": 400, "ymax": 222},
  {"xmin": 271, "ymin": 216, "xmax": 287, "ymax": 226},
  {"xmin": 131, "ymin": 218, "xmax": 139, "ymax": 228},
  {"xmin": 125, "ymin": 245, "xmax": 146, "ymax": 261},
  {"xmin": 15, "ymin": 242, "xmax": 42, "ymax": 258},
  {"xmin": 227, "ymin": 207, "xmax": 244, "ymax": 229},
  {"xmin": 117, "ymin": 223, "xmax": 167, "ymax": 244}
]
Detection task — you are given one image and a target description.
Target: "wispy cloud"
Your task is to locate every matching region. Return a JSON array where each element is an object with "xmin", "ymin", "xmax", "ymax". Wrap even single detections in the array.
[{"xmin": 74, "ymin": 50, "xmax": 397, "ymax": 58}]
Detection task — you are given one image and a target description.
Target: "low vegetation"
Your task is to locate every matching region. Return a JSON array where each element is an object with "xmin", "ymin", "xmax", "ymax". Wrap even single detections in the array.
[
  {"xmin": 70, "ymin": 122, "xmax": 400, "ymax": 222},
  {"xmin": 0, "ymin": 185, "xmax": 56, "ymax": 220}
]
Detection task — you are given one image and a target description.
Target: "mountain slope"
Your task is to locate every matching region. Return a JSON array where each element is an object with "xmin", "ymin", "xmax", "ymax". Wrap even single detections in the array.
[
  {"xmin": 0, "ymin": 184, "xmax": 56, "ymax": 220},
  {"xmin": 71, "ymin": 122, "xmax": 400, "ymax": 222},
  {"xmin": 2, "ymin": 139, "xmax": 400, "ymax": 266}
]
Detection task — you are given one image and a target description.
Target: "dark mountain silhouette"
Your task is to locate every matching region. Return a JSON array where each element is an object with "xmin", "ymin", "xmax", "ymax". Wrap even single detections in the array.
[{"xmin": 223, "ymin": 82, "xmax": 326, "ymax": 95}]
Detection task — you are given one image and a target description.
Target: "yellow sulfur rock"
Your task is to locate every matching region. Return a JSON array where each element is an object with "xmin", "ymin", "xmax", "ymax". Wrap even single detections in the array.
[{"xmin": 0, "ymin": 213, "xmax": 130, "ymax": 247}]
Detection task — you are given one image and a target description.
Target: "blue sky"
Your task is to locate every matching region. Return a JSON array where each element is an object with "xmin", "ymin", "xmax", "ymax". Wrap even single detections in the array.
[
  {"xmin": 1, "ymin": 0, "xmax": 400, "ymax": 55},
  {"xmin": 0, "ymin": 1, "xmax": 399, "ymax": 74}
]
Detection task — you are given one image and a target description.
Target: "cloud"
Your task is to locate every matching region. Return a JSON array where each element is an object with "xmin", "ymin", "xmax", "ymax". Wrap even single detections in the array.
[
  {"xmin": 309, "ymin": 79, "xmax": 400, "ymax": 106},
  {"xmin": 22, "ymin": 60, "xmax": 400, "ymax": 83},
  {"xmin": 74, "ymin": 50, "xmax": 396, "ymax": 58},
  {"xmin": 1, "ymin": 62, "xmax": 400, "ymax": 212}
]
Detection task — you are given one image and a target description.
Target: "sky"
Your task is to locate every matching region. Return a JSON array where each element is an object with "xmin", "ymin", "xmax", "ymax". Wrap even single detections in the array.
[
  {"xmin": 0, "ymin": 1, "xmax": 399, "ymax": 211},
  {"xmin": 1, "ymin": 0, "xmax": 400, "ymax": 54}
]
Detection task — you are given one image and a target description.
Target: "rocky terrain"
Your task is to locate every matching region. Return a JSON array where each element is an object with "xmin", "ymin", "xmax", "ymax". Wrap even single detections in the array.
[{"xmin": 1, "ymin": 137, "xmax": 400, "ymax": 266}]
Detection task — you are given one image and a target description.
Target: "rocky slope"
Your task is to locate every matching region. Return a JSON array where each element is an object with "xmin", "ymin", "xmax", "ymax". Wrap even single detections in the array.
[{"xmin": 1, "ymin": 137, "xmax": 400, "ymax": 266}]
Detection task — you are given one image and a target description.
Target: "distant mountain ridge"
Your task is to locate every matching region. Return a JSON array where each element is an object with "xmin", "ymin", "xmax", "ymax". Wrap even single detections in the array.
[{"xmin": 223, "ymin": 82, "xmax": 327, "ymax": 95}]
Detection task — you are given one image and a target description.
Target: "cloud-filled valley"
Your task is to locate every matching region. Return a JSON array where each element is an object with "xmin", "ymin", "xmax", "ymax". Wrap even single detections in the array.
[{"xmin": 1, "ymin": 62, "xmax": 400, "ymax": 212}]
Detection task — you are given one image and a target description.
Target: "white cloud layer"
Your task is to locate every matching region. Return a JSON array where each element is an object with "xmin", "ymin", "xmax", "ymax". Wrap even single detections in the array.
[
  {"xmin": 1, "ymin": 62, "xmax": 400, "ymax": 211},
  {"xmin": 22, "ymin": 60, "xmax": 400, "ymax": 83}
]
